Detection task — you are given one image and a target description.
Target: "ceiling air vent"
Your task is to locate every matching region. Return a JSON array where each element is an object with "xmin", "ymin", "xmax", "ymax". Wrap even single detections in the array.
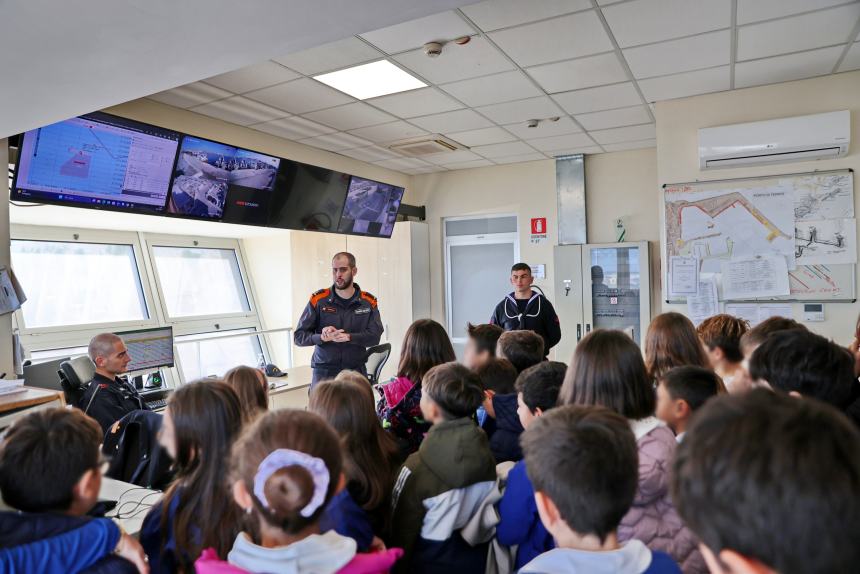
[{"xmin": 389, "ymin": 134, "xmax": 467, "ymax": 157}]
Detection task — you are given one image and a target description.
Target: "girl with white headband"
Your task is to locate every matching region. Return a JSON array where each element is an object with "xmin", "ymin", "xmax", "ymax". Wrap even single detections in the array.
[{"xmin": 195, "ymin": 409, "xmax": 403, "ymax": 574}]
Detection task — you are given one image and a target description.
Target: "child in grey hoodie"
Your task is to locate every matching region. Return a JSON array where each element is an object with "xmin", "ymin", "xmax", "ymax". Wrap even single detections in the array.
[{"xmin": 518, "ymin": 405, "xmax": 680, "ymax": 574}]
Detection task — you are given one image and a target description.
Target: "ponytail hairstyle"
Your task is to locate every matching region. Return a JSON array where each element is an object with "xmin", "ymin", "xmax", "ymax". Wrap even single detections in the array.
[{"xmin": 232, "ymin": 409, "xmax": 342, "ymax": 535}]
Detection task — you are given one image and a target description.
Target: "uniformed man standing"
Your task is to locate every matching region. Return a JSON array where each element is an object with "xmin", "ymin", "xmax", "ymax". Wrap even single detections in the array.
[
  {"xmin": 490, "ymin": 262, "xmax": 561, "ymax": 357},
  {"xmin": 295, "ymin": 251, "xmax": 384, "ymax": 388}
]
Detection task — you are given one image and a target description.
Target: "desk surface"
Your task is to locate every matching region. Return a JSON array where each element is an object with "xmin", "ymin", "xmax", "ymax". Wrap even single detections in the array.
[
  {"xmin": 102, "ymin": 477, "xmax": 162, "ymax": 537},
  {"xmin": 267, "ymin": 364, "xmax": 313, "ymax": 396},
  {"xmin": 0, "ymin": 386, "xmax": 65, "ymax": 413}
]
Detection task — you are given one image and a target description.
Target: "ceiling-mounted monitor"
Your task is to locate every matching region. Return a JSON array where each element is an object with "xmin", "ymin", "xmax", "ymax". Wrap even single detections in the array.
[
  {"xmin": 11, "ymin": 112, "xmax": 180, "ymax": 212},
  {"xmin": 268, "ymin": 163, "xmax": 351, "ymax": 232},
  {"xmin": 337, "ymin": 176, "xmax": 404, "ymax": 238}
]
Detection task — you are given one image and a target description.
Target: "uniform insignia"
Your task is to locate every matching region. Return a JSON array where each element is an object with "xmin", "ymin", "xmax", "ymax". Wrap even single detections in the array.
[
  {"xmin": 322, "ymin": 306, "xmax": 337, "ymax": 314},
  {"xmin": 360, "ymin": 291, "xmax": 378, "ymax": 308},
  {"xmin": 310, "ymin": 288, "xmax": 331, "ymax": 307},
  {"xmin": 355, "ymin": 307, "xmax": 370, "ymax": 315}
]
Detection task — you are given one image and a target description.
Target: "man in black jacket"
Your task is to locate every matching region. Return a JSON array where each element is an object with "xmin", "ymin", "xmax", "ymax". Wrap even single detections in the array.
[
  {"xmin": 490, "ymin": 262, "xmax": 561, "ymax": 357},
  {"xmin": 80, "ymin": 333, "xmax": 149, "ymax": 434}
]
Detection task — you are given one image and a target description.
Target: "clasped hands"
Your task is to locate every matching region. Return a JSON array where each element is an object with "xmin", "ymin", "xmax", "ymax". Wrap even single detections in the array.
[{"xmin": 321, "ymin": 325, "xmax": 351, "ymax": 343}]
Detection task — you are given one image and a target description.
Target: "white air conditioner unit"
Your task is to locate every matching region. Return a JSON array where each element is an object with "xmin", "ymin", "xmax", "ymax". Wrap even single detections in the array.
[
  {"xmin": 388, "ymin": 134, "xmax": 467, "ymax": 157},
  {"xmin": 698, "ymin": 110, "xmax": 850, "ymax": 170}
]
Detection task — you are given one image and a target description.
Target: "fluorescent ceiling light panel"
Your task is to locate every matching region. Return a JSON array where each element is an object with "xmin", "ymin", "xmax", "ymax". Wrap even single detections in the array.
[{"xmin": 314, "ymin": 60, "xmax": 425, "ymax": 100}]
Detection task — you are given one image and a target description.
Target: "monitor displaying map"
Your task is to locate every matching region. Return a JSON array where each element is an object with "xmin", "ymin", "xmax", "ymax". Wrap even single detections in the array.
[
  {"xmin": 12, "ymin": 112, "xmax": 181, "ymax": 212},
  {"xmin": 337, "ymin": 176, "xmax": 404, "ymax": 238}
]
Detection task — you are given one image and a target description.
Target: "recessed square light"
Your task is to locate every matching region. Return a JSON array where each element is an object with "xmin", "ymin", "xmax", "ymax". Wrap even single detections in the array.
[{"xmin": 314, "ymin": 60, "xmax": 426, "ymax": 100}]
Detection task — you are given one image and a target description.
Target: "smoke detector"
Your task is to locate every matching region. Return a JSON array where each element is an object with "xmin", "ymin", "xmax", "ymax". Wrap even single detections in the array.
[{"xmin": 423, "ymin": 42, "xmax": 444, "ymax": 57}]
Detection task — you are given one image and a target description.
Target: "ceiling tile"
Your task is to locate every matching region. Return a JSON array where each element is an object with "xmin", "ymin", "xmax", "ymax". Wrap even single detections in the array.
[
  {"xmin": 422, "ymin": 149, "xmax": 484, "ymax": 165},
  {"xmin": 590, "ymin": 123, "xmax": 656, "ymax": 144},
  {"xmin": 504, "ymin": 116, "xmax": 582, "ymax": 139},
  {"xmin": 410, "ymin": 109, "xmax": 493, "ymax": 133},
  {"xmin": 623, "ymin": 30, "xmax": 730, "ymax": 79},
  {"xmin": 440, "ymin": 70, "xmax": 542, "ymax": 107},
  {"xmin": 251, "ymin": 116, "xmax": 337, "ymax": 140},
  {"xmin": 602, "ymin": 0, "xmax": 731, "ymax": 48},
  {"xmin": 148, "ymin": 82, "xmax": 232, "ymax": 108},
  {"xmin": 526, "ymin": 132, "xmax": 596, "ymax": 151},
  {"xmin": 348, "ymin": 121, "xmax": 429, "ymax": 143},
  {"xmin": 838, "ymin": 41, "xmax": 860, "ymax": 72},
  {"xmin": 489, "ymin": 11, "xmax": 614, "ymax": 67},
  {"xmin": 190, "ymin": 96, "xmax": 287, "ymax": 126},
  {"xmin": 734, "ymin": 45, "xmax": 844, "ymax": 88},
  {"xmin": 203, "ymin": 61, "xmax": 300, "ymax": 94},
  {"xmin": 245, "ymin": 78, "xmax": 354, "ymax": 114},
  {"xmin": 492, "ymin": 153, "xmax": 549, "ymax": 164},
  {"xmin": 374, "ymin": 157, "xmax": 434, "ymax": 170},
  {"xmin": 738, "ymin": 0, "xmax": 850, "ymax": 25},
  {"xmin": 638, "ymin": 66, "xmax": 731, "ymax": 102},
  {"xmin": 472, "ymin": 141, "xmax": 537, "ymax": 158},
  {"xmin": 552, "ymin": 82, "xmax": 643, "ymax": 114},
  {"xmin": 273, "ymin": 37, "xmax": 382, "ymax": 75},
  {"xmin": 443, "ymin": 159, "xmax": 495, "ymax": 170},
  {"xmin": 574, "ymin": 105, "xmax": 652, "ymax": 130},
  {"xmin": 360, "ymin": 11, "xmax": 475, "ymax": 54},
  {"xmin": 366, "ymin": 87, "xmax": 463, "ymax": 118},
  {"xmin": 447, "ymin": 126, "xmax": 517, "ymax": 146},
  {"xmin": 299, "ymin": 132, "xmax": 372, "ymax": 152},
  {"xmin": 475, "ymin": 96, "xmax": 563, "ymax": 124},
  {"xmin": 462, "ymin": 0, "xmax": 591, "ymax": 31},
  {"xmin": 602, "ymin": 139, "xmax": 657, "ymax": 152},
  {"xmin": 527, "ymin": 52, "xmax": 628, "ymax": 93},
  {"xmin": 545, "ymin": 146, "xmax": 604, "ymax": 156},
  {"xmin": 737, "ymin": 4, "xmax": 860, "ymax": 60},
  {"xmin": 338, "ymin": 146, "xmax": 400, "ymax": 162},
  {"xmin": 303, "ymin": 102, "xmax": 395, "ymax": 131},
  {"xmin": 394, "ymin": 37, "xmax": 514, "ymax": 84}
]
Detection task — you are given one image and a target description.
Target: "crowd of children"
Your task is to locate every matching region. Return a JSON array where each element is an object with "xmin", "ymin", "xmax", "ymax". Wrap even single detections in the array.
[{"xmin": 1, "ymin": 309, "xmax": 860, "ymax": 574}]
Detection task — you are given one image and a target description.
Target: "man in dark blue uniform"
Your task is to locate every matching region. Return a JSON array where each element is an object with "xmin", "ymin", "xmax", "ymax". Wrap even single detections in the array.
[
  {"xmin": 294, "ymin": 251, "xmax": 384, "ymax": 388},
  {"xmin": 490, "ymin": 262, "xmax": 561, "ymax": 357},
  {"xmin": 80, "ymin": 333, "xmax": 150, "ymax": 433}
]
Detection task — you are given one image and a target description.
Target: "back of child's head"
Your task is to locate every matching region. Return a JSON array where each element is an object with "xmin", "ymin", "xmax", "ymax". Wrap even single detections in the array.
[
  {"xmin": 696, "ymin": 314, "xmax": 749, "ymax": 363},
  {"xmin": 496, "ymin": 330, "xmax": 545, "ymax": 373},
  {"xmin": 0, "ymin": 408, "xmax": 102, "ymax": 512},
  {"xmin": 749, "ymin": 329, "xmax": 856, "ymax": 410},
  {"xmin": 739, "ymin": 315, "xmax": 806, "ymax": 357},
  {"xmin": 672, "ymin": 389, "xmax": 860, "ymax": 574},
  {"xmin": 224, "ymin": 365, "xmax": 268, "ymax": 422},
  {"xmin": 644, "ymin": 312, "xmax": 710, "ymax": 380},
  {"xmin": 522, "ymin": 404, "xmax": 638, "ymax": 542},
  {"xmin": 467, "ymin": 322, "xmax": 504, "ymax": 356},
  {"xmin": 659, "ymin": 366, "xmax": 725, "ymax": 413},
  {"xmin": 475, "ymin": 358, "xmax": 518, "ymax": 394},
  {"xmin": 232, "ymin": 409, "xmax": 343, "ymax": 534},
  {"xmin": 398, "ymin": 318, "xmax": 456, "ymax": 385},
  {"xmin": 559, "ymin": 329, "xmax": 654, "ymax": 420},
  {"xmin": 515, "ymin": 361, "xmax": 566, "ymax": 413},
  {"xmin": 308, "ymin": 377, "xmax": 398, "ymax": 510},
  {"xmin": 422, "ymin": 362, "xmax": 484, "ymax": 420}
]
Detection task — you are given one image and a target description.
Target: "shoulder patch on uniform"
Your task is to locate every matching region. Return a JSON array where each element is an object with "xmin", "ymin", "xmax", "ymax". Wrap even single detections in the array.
[
  {"xmin": 310, "ymin": 288, "xmax": 331, "ymax": 307},
  {"xmin": 360, "ymin": 290, "xmax": 378, "ymax": 308}
]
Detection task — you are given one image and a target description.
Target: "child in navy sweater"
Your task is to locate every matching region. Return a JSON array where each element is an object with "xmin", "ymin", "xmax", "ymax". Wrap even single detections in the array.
[{"xmin": 496, "ymin": 361, "xmax": 565, "ymax": 569}]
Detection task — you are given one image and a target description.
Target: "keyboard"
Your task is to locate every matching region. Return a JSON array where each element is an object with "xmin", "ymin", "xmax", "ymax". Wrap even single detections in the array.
[{"xmin": 146, "ymin": 398, "xmax": 168, "ymax": 410}]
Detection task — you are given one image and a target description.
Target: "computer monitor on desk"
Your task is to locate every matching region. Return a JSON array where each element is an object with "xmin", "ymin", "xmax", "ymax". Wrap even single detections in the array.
[{"xmin": 115, "ymin": 326, "xmax": 174, "ymax": 392}]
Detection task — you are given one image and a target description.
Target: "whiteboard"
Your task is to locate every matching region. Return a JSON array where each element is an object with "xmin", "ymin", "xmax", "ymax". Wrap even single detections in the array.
[{"xmin": 662, "ymin": 170, "xmax": 856, "ymax": 303}]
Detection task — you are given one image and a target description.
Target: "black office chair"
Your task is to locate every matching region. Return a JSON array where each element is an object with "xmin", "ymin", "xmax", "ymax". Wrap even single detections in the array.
[
  {"xmin": 365, "ymin": 343, "xmax": 391, "ymax": 385},
  {"xmin": 58, "ymin": 356, "xmax": 96, "ymax": 407}
]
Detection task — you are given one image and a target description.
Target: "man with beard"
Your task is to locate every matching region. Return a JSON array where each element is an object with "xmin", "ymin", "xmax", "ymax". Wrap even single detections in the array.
[{"xmin": 295, "ymin": 251, "xmax": 384, "ymax": 388}]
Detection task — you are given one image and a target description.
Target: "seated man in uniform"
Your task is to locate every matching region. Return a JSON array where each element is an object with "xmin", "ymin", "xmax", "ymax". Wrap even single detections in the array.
[{"xmin": 79, "ymin": 333, "xmax": 150, "ymax": 433}]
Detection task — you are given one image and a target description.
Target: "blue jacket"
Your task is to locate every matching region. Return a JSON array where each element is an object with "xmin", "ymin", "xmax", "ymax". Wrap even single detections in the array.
[
  {"xmin": 319, "ymin": 488, "xmax": 375, "ymax": 552},
  {"xmin": 496, "ymin": 460, "xmax": 554, "ymax": 569},
  {"xmin": 294, "ymin": 283, "xmax": 383, "ymax": 372},
  {"xmin": 141, "ymin": 492, "xmax": 186, "ymax": 574},
  {"xmin": 487, "ymin": 393, "xmax": 524, "ymax": 463},
  {"xmin": 0, "ymin": 510, "xmax": 134, "ymax": 574}
]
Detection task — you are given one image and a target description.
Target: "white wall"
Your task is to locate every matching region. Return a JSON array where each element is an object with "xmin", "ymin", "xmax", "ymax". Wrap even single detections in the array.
[{"xmin": 656, "ymin": 70, "xmax": 860, "ymax": 345}]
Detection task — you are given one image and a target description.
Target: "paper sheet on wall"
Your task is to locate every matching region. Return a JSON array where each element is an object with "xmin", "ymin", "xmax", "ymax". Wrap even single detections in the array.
[
  {"xmin": 794, "ymin": 218, "xmax": 857, "ymax": 265},
  {"xmin": 669, "ymin": 256, "xmax": 699, "ymax": 298},
  {"xmin": 721, "ymin": 255, "xmax": 790, "ymax": 300},
  {"xmin": 725, "ymin": 303, "xmax": 793, "ymax": 327},
  {"xmin": 687, "ymin": 274, "xmax": 719, "ymax": 326}
]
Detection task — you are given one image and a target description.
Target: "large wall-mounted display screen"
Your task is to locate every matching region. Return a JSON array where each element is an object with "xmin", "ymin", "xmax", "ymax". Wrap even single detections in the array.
[
  {"xmin": 337, "ymin": 176, "xmax": 404, "ymax": 238},
  {"xmin": 268, "ymin": 163, "xmax": 350, "ymax": 233}
]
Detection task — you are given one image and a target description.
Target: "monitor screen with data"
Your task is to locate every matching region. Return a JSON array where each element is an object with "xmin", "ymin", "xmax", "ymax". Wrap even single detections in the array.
[
  {"xmin": 117, "ymin": 326, "xmax": 174, "ymax": 372},
  {"xmin": 12, "ymin": 112, "xmax": 180, "ymax": 212},
  {"xmin": 337, "ymin": 176, "xmax": 404, "ymax": 238}
]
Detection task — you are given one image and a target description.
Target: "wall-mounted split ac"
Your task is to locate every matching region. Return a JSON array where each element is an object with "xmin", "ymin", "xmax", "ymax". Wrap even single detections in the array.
[{"xmin": 698, "ymin": 110, "xmax": 850, "ymax": 170}]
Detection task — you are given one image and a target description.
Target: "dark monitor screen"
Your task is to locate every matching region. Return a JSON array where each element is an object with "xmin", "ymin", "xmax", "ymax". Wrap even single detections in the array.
[
  {"xmin": 268, "ymin": 163, "xmax": 350, "ymax": 232},
  {"xmin": 12, "ymin": 112, "xmax": 180, "ymax": 212},
  {"xmin": 116, "ymin": 326, "xmax": 174, "ymax": 372},
  {"xmin": 337, "ymin": 176, "xmax": 404, "ymax": 238}
]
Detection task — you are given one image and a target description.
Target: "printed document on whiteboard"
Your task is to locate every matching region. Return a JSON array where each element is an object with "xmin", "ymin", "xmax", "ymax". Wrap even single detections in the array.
[{"xmin": 721, "ymin": 255, "xmax": 790, "ymax": 299}]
